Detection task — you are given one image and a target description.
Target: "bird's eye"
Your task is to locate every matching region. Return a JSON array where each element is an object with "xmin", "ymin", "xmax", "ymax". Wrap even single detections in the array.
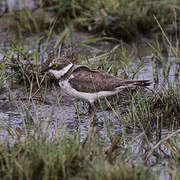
[{"xmin": 52, "ymin": 64, "xmax": 58, "ymax": 69}]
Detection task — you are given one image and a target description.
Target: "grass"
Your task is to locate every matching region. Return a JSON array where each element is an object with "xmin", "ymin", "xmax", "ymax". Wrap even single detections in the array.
[
  {"xmin": 0, "ymin": 125, "xmax": 157, "ymax": 180},
  {"xmin": 129, "ymin": 86, "xmax": 180, "ymax": 129},
  {"xmin": 0, "ymin": 85, "xmax": 179, "ymax": 179},
  {"xmin": 74, "ymin": 0, "xmax": 180, "ymax": 40},
  {"xmin": 0, "ymin": 63, "xmax": 179, "ymax": 179},
  {"xmin": 1, "ymin": 0, "xmax": 180, "ymax": 41},
  {"xmin": 126, "ymin": 86, "xmax": 180, "ymax": 153},
  {"xmin": 0, "ymin": 63, "xmax": 6, "ymax": 88},
  {"xmin": 0, "ymin": 1, "xmax": 180, "ymax": 178}
]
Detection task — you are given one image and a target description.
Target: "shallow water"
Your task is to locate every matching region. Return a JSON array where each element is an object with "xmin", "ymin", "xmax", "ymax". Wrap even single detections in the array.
[
  {"xmin": 1, "ymin": 0, "xmax": 35, "ymax": 11},
  {"xmin": 133, "ymin": 55, "xmax": 179, "ymax": 89}
]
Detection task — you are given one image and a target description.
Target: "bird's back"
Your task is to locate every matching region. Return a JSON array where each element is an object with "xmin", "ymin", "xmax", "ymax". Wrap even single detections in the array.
[{"xmin": 68, "ymin": 66, "xmax": 144, "ymax": 93}]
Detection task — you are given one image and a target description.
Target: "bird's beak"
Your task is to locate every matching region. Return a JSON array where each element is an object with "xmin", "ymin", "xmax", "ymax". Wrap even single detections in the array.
[{"xmin": 40, "ymin": 67, "xmax": 50, "ymax": 74}]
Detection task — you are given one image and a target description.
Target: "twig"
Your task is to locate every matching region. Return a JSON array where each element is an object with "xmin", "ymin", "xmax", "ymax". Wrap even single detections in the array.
[
  {"xmin": 145, "ymin": 129, "xmax": 180, "ymax": 163},
  {"xmin": 88, "ymin": 44, "xmax": 121, "ymax": 61}
]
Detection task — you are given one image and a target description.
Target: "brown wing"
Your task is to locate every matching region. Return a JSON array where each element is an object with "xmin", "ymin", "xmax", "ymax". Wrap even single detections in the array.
[
  {"xmin": 69, "ymin": 67, "xmax": 124, "ymax": 93},
  {"xmin": 69, "ymin": 66, "xmax": 151, "ymax": 93}
]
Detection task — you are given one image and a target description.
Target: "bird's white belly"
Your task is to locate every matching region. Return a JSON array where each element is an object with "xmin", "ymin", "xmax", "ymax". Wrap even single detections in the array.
[{"xmin": 59, "ymin": 80, "xmax": 117, "ymax": 104}]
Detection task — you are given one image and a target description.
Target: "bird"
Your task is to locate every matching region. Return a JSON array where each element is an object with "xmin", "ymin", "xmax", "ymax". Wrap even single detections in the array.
[{"xmin": 41, "ymin": 57, "xmax": 151, "ymax": 121}]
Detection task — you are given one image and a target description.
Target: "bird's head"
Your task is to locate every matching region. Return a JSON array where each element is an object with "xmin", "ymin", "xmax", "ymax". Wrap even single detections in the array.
[{"xmin": 41, "ymin": 57, "xmax": 73, "ymax": 79}]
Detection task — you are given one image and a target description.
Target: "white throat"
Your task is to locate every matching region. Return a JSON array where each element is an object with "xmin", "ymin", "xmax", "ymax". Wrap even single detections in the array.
[{"xmin": 49, "ymin": 63, "xmax": 73, "ymax": 79}]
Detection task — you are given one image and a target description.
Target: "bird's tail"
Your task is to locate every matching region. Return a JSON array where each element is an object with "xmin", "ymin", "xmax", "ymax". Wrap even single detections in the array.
[
  {"xmin": 132, "ymin": 80, "xmax": 151, "ymax": 87},
  {"xmin": 120, "ymin": 80, "xmax": 151, "ymax": 88}
]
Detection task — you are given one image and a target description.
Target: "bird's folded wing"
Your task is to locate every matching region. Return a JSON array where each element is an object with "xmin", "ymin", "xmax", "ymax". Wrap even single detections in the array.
[{"xmin": 69, "ymin": 68, "xmax": 126, "ymax": 93}]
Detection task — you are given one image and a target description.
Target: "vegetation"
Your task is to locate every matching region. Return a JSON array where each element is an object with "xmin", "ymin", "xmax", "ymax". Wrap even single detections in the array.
[
  {"xmin": 0, "ymin": 37, "xmax": 179, "ymax": 178},
  {"xmin": 1, "ymin": 0, "xmax": 180, "ymax": 41},
  {"xmin": 0, "ymin": 63, "xmax": 5, "ymax": 88},
  {"xmin": 0, "ymin": 127, "xmax": 157, "ymax": 180},
  {"xmin": 0, "ymin": 84, "xmax": 179, "ymax": 179},
  {"xmin": 0, "ymin": 0, "xmax": 180, "ymax": 179}
]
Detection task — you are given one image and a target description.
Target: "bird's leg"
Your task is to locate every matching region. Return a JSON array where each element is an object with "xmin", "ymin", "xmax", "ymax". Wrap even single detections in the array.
[
  {"xmin": 90, "ymin": 102, "xmax": 98, "ymax": 126},
  {"xmin": 88, "ymin": 103, "xmax": 93, "ymax": 113}
]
